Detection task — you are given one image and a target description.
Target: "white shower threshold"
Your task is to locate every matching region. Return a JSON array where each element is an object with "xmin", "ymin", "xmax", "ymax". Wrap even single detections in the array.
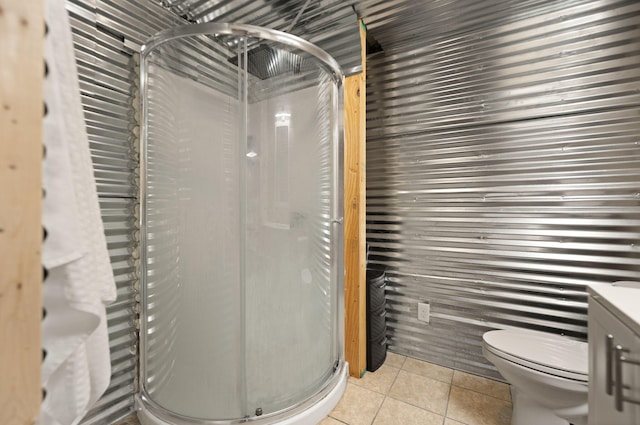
[{"xmin": 136, "ymin": 362, "xmax": 348, "ymax": 425}]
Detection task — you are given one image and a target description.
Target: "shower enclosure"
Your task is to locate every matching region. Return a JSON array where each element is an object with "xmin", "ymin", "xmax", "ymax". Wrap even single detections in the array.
[{"xmin": 137, "ymin": 24, "xmax": 346, "ymax": 425}]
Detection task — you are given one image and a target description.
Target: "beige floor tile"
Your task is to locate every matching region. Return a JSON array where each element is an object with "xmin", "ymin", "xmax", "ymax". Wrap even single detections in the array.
[
  {"xmin": 349, "ymin": 364, "xmax": 400, "ymax": 395},
  {"xmin": 444, "ymin": 419, "xmax": 466, "ymax": 425},
  {"xmin": 320, "ymin": 417, "xmax": 346, "ymax": 425},
  {"xmin": 384, "ymin": 352, "xmax": 406, "ymax": 369},
  {"xmin": 373, "ymin": 397, "xmax": 444, "ymax": 425},
  {"xmin": 447, "ymin": 386, "xmax": 512, "ymax": 425},
  {"xmin": 452, "ymin": 371, "xmax": 511, "ymax": 401},
  {"xmin": 402, "ymin": 357, "xmax": 453, "ymax": 383},
  {"xmin": 388, "ymin": 370, "xmax": 450, "ymax": 416},
  {"xmin": 330, "ymin": 382, "xmax": 385, "ymax": 425}
]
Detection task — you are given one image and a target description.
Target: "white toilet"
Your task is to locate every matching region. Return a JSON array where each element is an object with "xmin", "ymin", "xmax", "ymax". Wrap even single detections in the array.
[{"xmin": 482, "ymin": 329, "xmax": 588, "ymax": 425}]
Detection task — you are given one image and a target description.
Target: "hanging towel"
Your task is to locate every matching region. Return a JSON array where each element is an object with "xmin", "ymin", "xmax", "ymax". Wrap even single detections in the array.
[{"xmin": 40, "ymin": 0, "xmax": 118, "ymax": 424}]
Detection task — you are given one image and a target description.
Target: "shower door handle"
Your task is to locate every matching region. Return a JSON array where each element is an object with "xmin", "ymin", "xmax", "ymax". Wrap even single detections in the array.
[{"xmin": 331, "ymin": 217, "xmax": 343, "ymax": 224}]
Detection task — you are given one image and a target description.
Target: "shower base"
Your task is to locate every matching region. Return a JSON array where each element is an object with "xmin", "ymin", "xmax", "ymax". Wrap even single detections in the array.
[{"xmin": 136, "ymin": 361, "xmax": 347, "ymax": 425}]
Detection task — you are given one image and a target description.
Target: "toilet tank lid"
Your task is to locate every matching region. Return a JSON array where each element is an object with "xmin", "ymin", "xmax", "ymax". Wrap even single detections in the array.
[{"xmin": 483, "ymin": 329, "xmax": 588, "ymax": 376}]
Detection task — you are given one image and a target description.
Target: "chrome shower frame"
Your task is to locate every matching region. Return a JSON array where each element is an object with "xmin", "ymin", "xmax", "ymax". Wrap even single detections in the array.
[{"xmin": 138, "ymin": 22, "xmax": 346, "ymax": 425}]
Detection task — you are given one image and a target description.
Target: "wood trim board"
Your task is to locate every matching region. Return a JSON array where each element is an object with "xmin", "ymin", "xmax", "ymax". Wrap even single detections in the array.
[
  {"xmin": 343, "ymin": 22, "xmax": 367, "ymax": 378},
  {"xmin": 0, "ymin": 0, "xmax": 44, "ymax": 423}
]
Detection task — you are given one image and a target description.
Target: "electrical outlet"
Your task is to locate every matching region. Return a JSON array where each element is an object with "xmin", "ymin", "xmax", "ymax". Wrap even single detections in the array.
[{"xmin": 418, "ymin": 302, "xmax": 430, "ymax": 323}]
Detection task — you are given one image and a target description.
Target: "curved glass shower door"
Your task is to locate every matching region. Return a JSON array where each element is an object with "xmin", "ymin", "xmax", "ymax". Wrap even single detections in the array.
[{"xmin": 139, "ymin": 24, "xmax": 344, "ymax": 423}]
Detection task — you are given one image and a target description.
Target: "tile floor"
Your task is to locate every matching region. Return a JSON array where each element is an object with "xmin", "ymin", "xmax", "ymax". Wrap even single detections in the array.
[
  {"xmin": 116, "ymin": 353, "xmax": 512, "ymax": 425},
  {"xmin": 322, "ymin": 353, "xmax": 512, "ymax": 425}
]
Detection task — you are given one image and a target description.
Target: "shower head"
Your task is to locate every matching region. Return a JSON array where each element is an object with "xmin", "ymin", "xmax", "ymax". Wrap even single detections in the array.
[{"xmin": 227, "ymin": 43, "xmax": 306, "ymax": 80}]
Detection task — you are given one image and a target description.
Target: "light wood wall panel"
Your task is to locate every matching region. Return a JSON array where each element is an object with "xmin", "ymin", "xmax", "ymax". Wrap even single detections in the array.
[{"xmin": 0, "ymin": 0, "xmax": 44, "ymax": 423}]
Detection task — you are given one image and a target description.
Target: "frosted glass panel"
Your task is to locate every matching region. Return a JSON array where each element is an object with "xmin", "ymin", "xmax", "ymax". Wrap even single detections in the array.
[
  {"xmin": 245, "ymin": 79, "xmax": 336, "ymax": 413},
  {"xmin": 144, "ymin": 55, "xmax": 243, "ymax": 419}
]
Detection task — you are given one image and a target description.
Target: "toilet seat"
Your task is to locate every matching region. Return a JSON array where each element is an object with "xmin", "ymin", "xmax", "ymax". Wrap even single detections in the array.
[{"xmin": 483, "ymin": 329, "xmax": 588, "ymax": 383}]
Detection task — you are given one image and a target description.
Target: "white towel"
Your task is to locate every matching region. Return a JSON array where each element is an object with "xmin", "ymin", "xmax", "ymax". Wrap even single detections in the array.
[{"xmin": 40, "ymin": 0, "xmax": 118, "ymax": 424}]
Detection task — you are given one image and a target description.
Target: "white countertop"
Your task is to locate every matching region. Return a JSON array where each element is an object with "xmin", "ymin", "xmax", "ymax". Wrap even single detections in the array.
[{"xmin": 588, "ymin": 284, "xmax": 640, "ymax": 337}]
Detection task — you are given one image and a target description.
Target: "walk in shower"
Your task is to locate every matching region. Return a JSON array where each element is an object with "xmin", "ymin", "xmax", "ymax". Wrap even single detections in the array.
[{"xmin": 137, "ymin": 24, "xmax": 346, "ymax": 424}]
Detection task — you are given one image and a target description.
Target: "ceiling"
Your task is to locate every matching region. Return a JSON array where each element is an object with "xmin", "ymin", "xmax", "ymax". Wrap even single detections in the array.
[
  {"xmin": 149, "ymin": 0, "xmax": 579, "ymax": 75},
  {"xmin": 150, "ymin": 0, "xmax": 364, "ymax": 74},
  {"xmin": 148, "ymin": 0, "xmax": 466, "ymax": 74}
]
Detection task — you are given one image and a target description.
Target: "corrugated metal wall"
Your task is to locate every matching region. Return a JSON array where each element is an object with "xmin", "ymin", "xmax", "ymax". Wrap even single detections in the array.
[
  {"xmin": 362, "ymin": 0, "xmax": 640, "ymax": 379},
  {"xmin": 65, "ymin": 0, "xmax": 640, "ymax": 418},
  {"xmin": 65, "ymin": 1, "xmax": 184, "ymax": 422}
]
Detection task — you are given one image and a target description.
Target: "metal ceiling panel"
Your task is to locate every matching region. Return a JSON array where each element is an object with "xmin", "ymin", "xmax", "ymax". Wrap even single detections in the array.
[{"xmin": 150, "ymin": 0, "xmax": 362, "ymax": 75}]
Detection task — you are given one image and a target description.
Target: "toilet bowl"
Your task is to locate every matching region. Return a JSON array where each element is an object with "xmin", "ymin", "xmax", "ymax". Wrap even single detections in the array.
[{"xmin": 482, "ymin": 329, "xmax": 588, "ymax": 425}]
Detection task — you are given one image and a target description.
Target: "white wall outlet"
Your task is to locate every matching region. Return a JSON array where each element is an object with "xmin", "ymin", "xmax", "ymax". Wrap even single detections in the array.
[{"xmin": 418, "ymin": 302, "xmax": 430, "ymax": 323}]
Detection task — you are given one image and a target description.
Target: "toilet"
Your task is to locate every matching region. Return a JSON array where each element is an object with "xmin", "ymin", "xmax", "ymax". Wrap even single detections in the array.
[{"xmin": 482, "ymin": 329, "xmax": 588, "ymax": 425}]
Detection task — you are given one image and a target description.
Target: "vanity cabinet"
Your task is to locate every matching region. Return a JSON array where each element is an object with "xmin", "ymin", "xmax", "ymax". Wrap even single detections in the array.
[{"xmin": 588, "ymin": 288, "xmax": 640, "ymax": 425}]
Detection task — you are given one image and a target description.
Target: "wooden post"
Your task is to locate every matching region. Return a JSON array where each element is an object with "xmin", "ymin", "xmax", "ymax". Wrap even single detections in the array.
[
  {"xmin": 344, "ymin": 21, "xmax": 367, "ymax": 378},
  {"xmin": 0, "ymin": 0, "xmax": 44, "ymax": 424}
]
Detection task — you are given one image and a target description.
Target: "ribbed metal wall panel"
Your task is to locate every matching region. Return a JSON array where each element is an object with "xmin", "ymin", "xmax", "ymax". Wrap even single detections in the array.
[
  {"xmin": 362, "ymin": 0, "xmax": 640, "ymax": 379},
  {"xmin": 65, "ymin": 1, "xmax": 185, "ymax": 423},
  {"xmin": 150, "ymin": 0, "xmax": 362, "ymax": 75}
]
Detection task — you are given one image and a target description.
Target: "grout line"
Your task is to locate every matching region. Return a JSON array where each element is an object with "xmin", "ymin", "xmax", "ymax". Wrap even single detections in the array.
[
  {"xmin": 366, "ymin": 363, "xmax": 403, "ymax": 424},
  {"xmin": 386, "ymin": 364, "xmax": 401, "ymax": 396},
  {"xmin": 369, "ymin": 380, "xmax": 388, "ymax": 425},
  {"xmin": 450, "ymin": 382, "xmax": 513, "ymax": 404},
  {"xmin": 365, "ymin": 360, "xmax": 403, "ymax": 425},
  {"xmin": 394, "ymin": 366, "xmax": 454, "ymax": 386},
  {"xmin": 397, "ymin": 355, "xmax": 407, "ymax": 369},
  {"xmin": 368, "ymin": 400, "xmax": 383, "ymax": 425},
  {"xmin": 384, "ymin": 392, "xmax": 447, "ymax": 419},
  {"xmin": 443, "ymin": 379, "xmax": 453, "ymax": 425},
  {"xmin": 328, "ymin": 415, "xmax": 349, "ymax": 424}
]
